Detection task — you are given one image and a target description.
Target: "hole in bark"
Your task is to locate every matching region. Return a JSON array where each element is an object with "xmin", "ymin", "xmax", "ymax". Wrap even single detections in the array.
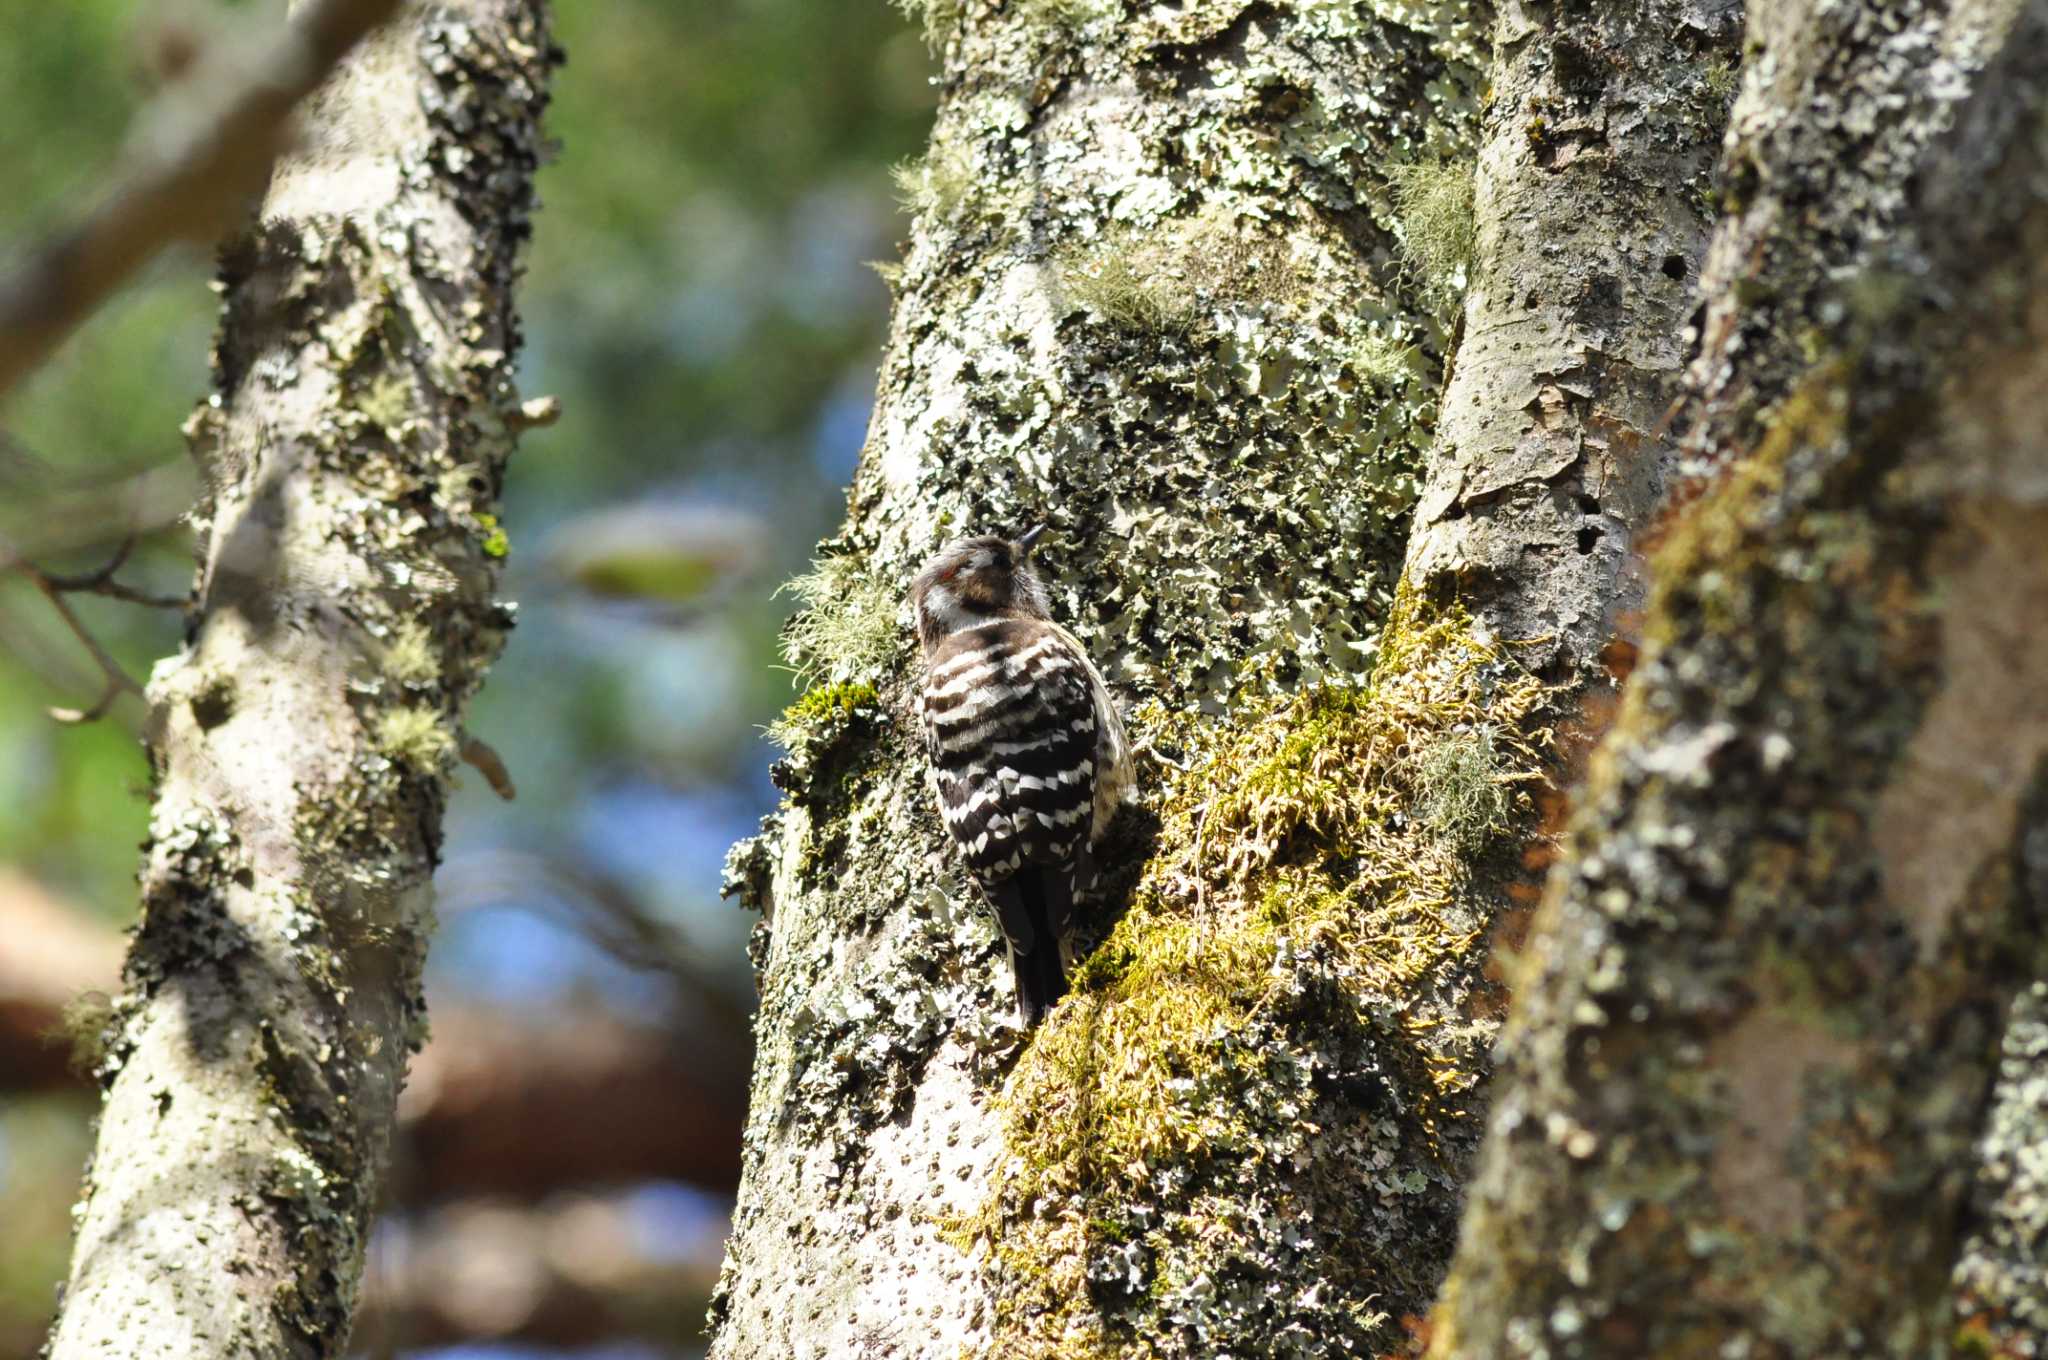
[
  {"xmin": 1576, "ymin": 524, "xmax": 1604, "ymax": 555},
  {"xmin": 1576, "ymin": 494, "xmax": 1600, "ymax": 514},
  {"xmin": 1661, "ymin": 253, "xmax": 1688, "ymax": 281},
  {"xmin": 191, "ymin": 680, "xmax": 234, "ymax": 731}
]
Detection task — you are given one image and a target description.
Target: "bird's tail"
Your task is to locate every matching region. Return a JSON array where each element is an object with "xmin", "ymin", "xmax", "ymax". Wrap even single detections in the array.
[{"xmin": 1004, "ymin": 866, "xmax": 1070, "ymax": 1027}]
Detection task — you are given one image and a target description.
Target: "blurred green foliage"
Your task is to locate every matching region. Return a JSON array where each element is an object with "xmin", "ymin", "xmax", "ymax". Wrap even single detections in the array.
[{"xmin": 0, "ymin": 0, "xmax": 933, "ymax": 914}]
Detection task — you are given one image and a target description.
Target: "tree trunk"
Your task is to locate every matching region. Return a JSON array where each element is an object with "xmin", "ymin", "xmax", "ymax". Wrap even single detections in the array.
[
  {"xmin": 1430, "ymin": 0, "xmax": 2048, "ymax": 1354},
  {"xmin": 711, "ymin": 2, "xmax": 1731, "ymax": 1356},
  {"xmin": 45, "ymin": 5, "xmax": 554, "ymax": 1356}
]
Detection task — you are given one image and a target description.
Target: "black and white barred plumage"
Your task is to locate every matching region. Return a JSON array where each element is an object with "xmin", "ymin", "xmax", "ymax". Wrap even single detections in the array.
[{"xmin": 912, "ymin": 528, "xmax": 1131, "ymax": 1026}]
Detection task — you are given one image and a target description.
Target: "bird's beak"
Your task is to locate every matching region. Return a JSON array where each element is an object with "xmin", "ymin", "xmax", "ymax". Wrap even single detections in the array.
[{"xmin": 1017, "ymin": 523, "xmax": 1047, "ymax": 556}]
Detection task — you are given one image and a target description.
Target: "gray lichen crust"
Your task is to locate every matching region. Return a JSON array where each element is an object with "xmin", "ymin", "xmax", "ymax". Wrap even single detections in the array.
[{"xmin": 45, "ymin": 7, "xmax": 555, "ymax": 1358}]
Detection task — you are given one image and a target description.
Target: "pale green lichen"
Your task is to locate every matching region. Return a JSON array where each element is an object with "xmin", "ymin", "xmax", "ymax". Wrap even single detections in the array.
[
  {"xmin": 1017, "ymin": 0, "xmax": 1111, "ymax": 31},
  {"xmin": 1386, "ymin": 158, "xmax": 1478, "ymax": 306},
  {"xmin": 381, "ymin": 620, "xmax": 441, "ymax": 686},
  {"xmin": 776, "ymin": 555, "xmax": 902, "ymax": 687},
  {"xmin": 892, "ymin": 0, "xmax": 966, "ymax": 51},
  {"xmin": 1058, "ymin": 206, "xmax": 1309, "ymax": 336},
  {"xmin": 960, "ymin": 596, "xmax": 1554, "ymax": 1357},
  {"xmin": 373, "ymin": 705, "xmax": 456, "ymax": 769},
  {"xmin": 1409, "ymin": 725, "xmax": 1510, "ymax": 853},
  {"xmin": 892, "ymin": 140, "xmax": 975, "ymax": 221}
]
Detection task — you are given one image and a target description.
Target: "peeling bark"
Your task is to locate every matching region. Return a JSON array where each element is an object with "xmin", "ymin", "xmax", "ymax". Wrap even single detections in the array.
[
  {"xmin": 45, "ymin": 5, "xmax": 555, "ymax": 1357},
  {"xmin": 1430, "ymin": 1, "xmax": 2048, "ymax": 1354},
  {"xmin": 1408, "ymin": 0, "xmax": 1737, "ymax": 683}
]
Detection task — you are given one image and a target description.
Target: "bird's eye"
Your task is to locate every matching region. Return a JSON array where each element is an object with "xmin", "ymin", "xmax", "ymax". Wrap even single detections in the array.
[{"xmin": 938, "ymin": 563, "xmax": 962, "ymax": 582}]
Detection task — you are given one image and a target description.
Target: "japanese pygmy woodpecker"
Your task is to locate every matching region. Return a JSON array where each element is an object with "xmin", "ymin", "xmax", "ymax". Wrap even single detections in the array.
[{"xmin": 912, "ymin": 526, "xmax": 1132, "ymax": 1026}]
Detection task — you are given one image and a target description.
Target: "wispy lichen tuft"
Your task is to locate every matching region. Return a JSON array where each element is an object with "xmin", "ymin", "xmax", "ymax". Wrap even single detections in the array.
[
  {"xmin": 1386, "ymin": 158, "xmax": 1478, "ymax": 306},
  {"xmin": 1060, "ymin": 237, "xmax": 1196, "ymax": 334},
  {"xmin": 1408, "ymin": 725, "xmax": 1510, "ymax": 852},
  {"xmin": 382, "ymin": 620, "xmax": 441, "ymax": 686},
  {"xmin": 1347, "ymin": 331, "xmax": 1422, "ymax": 390},
  {"xmin": 892, "ymin": 0, "xmax": 966, "ymax": 51},
  {"xmin": 55, "ymin": 990, "xmax": 116, "ymax": 1078},
  {"xmin": 892, "ymin": 141, "xmax": 975, "ymax": 221},
  {"xmin": 776, "ymin": 555, "xmax": 902, "ymax": 687},
  {"xmin": 1057, "ymin": 206, "xmax": 1308, "ymax": 336}
]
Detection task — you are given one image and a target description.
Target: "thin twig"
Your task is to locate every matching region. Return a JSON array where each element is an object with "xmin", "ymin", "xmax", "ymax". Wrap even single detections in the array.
[
  {"xmin": 34, "ymin": 537, "xmax": 185, "ymax": 608},
  {"xmin": 25, "ymin": 575, "xmax": 144, "ymax": 725},
  {"xmin": 0, "ymin": 0, "xmax": 404, "ymax": 399}
]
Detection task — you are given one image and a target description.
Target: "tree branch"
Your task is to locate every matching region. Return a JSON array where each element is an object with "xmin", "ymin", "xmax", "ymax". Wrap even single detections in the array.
[{"xmin": 0, "ymin": 0, "xmax": 403, "ymax": 399}]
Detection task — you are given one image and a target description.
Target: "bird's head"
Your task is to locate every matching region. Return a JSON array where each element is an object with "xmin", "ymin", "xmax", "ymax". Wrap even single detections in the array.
[{"xmin": 911, "ymin": 525, "xmax": 1052, "ymax": 654}]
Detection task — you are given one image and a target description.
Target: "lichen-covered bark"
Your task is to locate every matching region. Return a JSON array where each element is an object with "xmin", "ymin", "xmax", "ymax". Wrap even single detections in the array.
[
  {"xmin": 713, "ymin": 1, "xmax": 1491, "ymax": 1353},
  {"xmin": 1955, "ymin": 982, "xmax": 2048, "ymax": 1355},
  {"xmin": 713, "ymin": 1, "xmax": 1736, "ymax": 1356},
  {"xmin": 1429, "ymin": 1, "xmax": 2048, "ymax": 1353},
  {"xmin": 45, "ymin": 6, "xmax": 554, "ymax": 1356},
  {"xmin": 1406, "ymin": 0, "xmax": 1738, "ymax": 682},
  {"xmin": 1681, "ymin": 0, "xmax": 2028, "ymax": 477}
]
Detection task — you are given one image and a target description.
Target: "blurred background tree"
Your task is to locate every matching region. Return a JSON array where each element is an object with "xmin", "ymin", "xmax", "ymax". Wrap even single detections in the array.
[{"xmin": 0, "ymin": 0, "xmax": 935, "ymax": 1354}]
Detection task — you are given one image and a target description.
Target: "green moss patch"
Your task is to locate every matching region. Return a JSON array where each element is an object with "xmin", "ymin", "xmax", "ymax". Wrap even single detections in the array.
[
  {"xmin": 767, "ymin": 680, "xmax": 882, "ymax": 750},
  {"xmin": 958, "ymin": 596, "xmax": 1552, "ymax": 1357}
]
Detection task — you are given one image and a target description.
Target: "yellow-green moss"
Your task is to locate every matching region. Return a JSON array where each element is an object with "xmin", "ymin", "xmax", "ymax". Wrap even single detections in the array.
[
  {"xmin": 373, "ymin": 705, "xmax": 456, "ymax": 769},
  {"xmin": 958, "ymin": 595, "xmax": 1552, "ymax": 1356},
  {"xmin": 767, "ymin": 681, "xmax": 881, "ymax": 750},
  {"xmin": 476, "ymin": 512, "xmax": 510, "ymax": 559}
]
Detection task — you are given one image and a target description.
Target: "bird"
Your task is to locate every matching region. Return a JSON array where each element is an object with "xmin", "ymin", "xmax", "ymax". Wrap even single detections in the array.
[{"xmin": 911, "ymin": 525, "xmax": 1132, "ymax": 1026}]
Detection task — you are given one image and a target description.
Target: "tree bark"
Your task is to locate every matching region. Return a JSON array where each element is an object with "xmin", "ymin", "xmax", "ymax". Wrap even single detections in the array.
[
  {"xmin": 45, "ymin": 5, "xmax": 554, "ymax": 1356},
  {"xmin": 711, "ymin": 2, "xmax": 1731, "ymax": 1357},
  {"xmin": 1430, "ymin": 0, "xmax": 2048, "ymax": 1354},
  {"xmin": 1407, "ymin": 0, "xmax": 1737, "ymax": 688}
]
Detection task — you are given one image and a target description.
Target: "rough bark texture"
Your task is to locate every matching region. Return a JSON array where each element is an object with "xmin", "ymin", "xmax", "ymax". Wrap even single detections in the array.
[
  {"xmin": 1430, "ymin": 1, "xmax": 2048, "ymax": 1354},
  {"xmin": 712, "ymin": 2, "xmax": 1731, "ymax": 1357},
  {"xmin": 1957, "ymin": 982, "xmax": 2048, "ymax": 1356},
  {"xmin": 1681, "ymin": 0, "xmax": 2027, "ymax": 478},
  {"xmin": 1407, "ymin": 0, "xmax": 1737, "ymax": 684},
  {"xmin": 45, "ymin": 5, "xmax": 554, "ymax": 1356}
]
